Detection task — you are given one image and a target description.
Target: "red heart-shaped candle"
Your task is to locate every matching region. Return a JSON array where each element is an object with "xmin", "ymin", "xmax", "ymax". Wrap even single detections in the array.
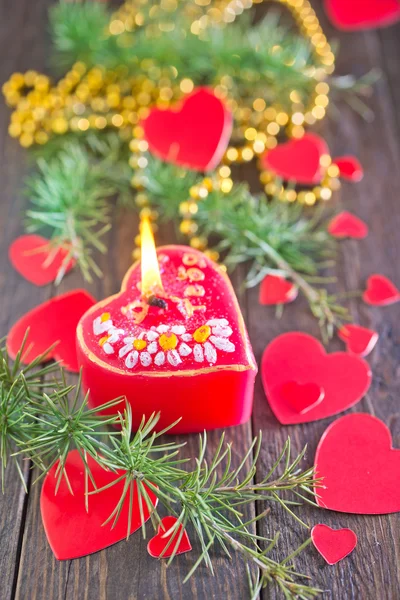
[
  {"xmin": 363, "ymin": 274, "xmax": 400, "ymax": 306},
  {"xmin": 41, "ymin": 450, "xmax": 158, "ymax": 560},
  {"xmin": 259, "ymin": 274, "xmax": 298, "ymax": 305},
  {"xmin": 311, "ymin": 524, "xmax": 357, "ymax": 565},
  {"xmin": 315, "ymin": 413, "xmax": 400, "ymax": 514},
  {"xmin": 324, "ymin": 0, "xmax": 400, "ymax": 31},
  {"xmin": 147, "ymin": 516, "xmax": 192, "ymax": 559},
  {"xmin": 261, "ymin": 134, "xmax": 329, "ymax": 184},
  {"xmin": 7, "ymin": 290, "xmax": 96, "ymax": 372},
  {"xmin": 328, "ymin": 211, "xmax": 368, "ymax": 239},
  {"xmin": 338, "ymin": 324, "xmax": 378, "ymax": 357},
  {"xmin": 77, "ymin": 246, "xmax": 257, "ymax": 434},
  {"xmin": 9, "ymin": 234, "xmax": 75, "ymax": 286},
  {"xmin": 261, "ymin": 332, "xmax": 371, "ymax": 424},
  {"xmin": 332, "ymin": 156, "xmax": 364, "ymax": 182},
  {"xmin": 142, "ymin": 88, "xmax": 232, "ymax": 172}
]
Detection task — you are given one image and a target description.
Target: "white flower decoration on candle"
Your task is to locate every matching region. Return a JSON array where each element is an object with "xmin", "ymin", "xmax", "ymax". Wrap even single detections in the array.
[
  {"xmin": 99, "ymin": 326, "xmax": 125, "ymax": 355},
  {"xmin": 153, "ymin": 324, "xmax": 192, "ymax": 367},
  {"xmin": 192, "ymin": 318, "xmax": 235, "ymax": 364},
  {"xmin": 93, "ymin": 312, "xmax": 113, "ymax": 335}
]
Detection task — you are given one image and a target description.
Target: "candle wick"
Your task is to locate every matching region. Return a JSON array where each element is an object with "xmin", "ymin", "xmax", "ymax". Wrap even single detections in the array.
[{"xmin": 147, "ymin": 295, "xmax": 168, "ymax": 309}]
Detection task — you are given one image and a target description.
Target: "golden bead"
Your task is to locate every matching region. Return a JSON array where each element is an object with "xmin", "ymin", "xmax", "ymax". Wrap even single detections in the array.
[
  {"xmin": 131, "ymin": 175, "xmax": 145, "ymax": 190},
  {"xmin": 220, "ymin": 178, "xmax": 233, "ymax": 193},
  {"xmin": 190, "ymin": 236, "xmax": 207, "ymax": 250},
  {"xmin": 135, "ymin": 192, "xmax": 149, "ymax": 207},
  {"xmin": 225, "ymin": 147, "xmax": 239, "ymax": 162},
  {"xmin": 204, "ymin": 249, "xmax": 219, "ymax": 262},
  {"xmin": 189, "ymin": 185, "xmax": 200, "ymax": 200},
  {"xmin": 180, "ymin": 219, "xmax": 198, "ymax": 235},
  {"xmin": 132, "ymin": 248, "xmax": 141, "ymax": 260},
  {"xmin": 201, "ymin": 177, "xmax": 214, "ymax": 192},
  {"xmin": 20, "ymin": 133, "xmax": 34, "ymax": 148},
  {"xmin": 327, "ymin": 164, "xmax": 340, "ymax": 178},
  {"xmin": 8, "ymin": 123, "xmax": 22, "ymax": 138}
]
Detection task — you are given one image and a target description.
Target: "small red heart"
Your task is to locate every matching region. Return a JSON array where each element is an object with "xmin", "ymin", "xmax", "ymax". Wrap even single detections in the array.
[
  {"xmin": 324, "ymin": 0, "xmax": 400, "ymax": 31},
  {"xmin": 7, "ymin": 290, "xmax": 96, "ymax": 372},
  {"xmin": 315, "ymin": 413, "xmax": 400, "ymax": 514},
  {"xmin": 41, "ymin": 450, "xmax": 158, "ymax": 560},
  {"xmin": 259, "ymin": 274, "xmax": 298, "ymax": 305},
  {"xmin": 142, "ymin": 87, "xmax": 232, "ymax": 172},
  {"xmin": 338, "ymin": 324, "xmax": 378, "ymax": 357},
  {"xmin": 147, "ymin": 516, "xmax": 192, "ymax": 559},
  {"xmin": 363, "ymin": 274, "xmax": 400, "ymax": 306},
  {"xmin": 328, "ymin": 211, "xmax": 368, "ymax": 239},
  {"xmin": 261, "ymin": 332, "xmax": 372, "ymax": 425},
  {"xmin": 332, "ymin": 156, "xmax": 364, "ymax": 182},
  {"xmin": 311, "ymin": 524, "xmax": 357, "ymax": 565},
  {"xmin": 279, "ymin": 381, "xmax": 324, "ymax": 414},
  {"xmin": 9, "ymin": 235, "xmax": 75, "ymax": 286},
  {"xmin": 261, "ymin": 134, "xmax": 329, "ymax": 185}
]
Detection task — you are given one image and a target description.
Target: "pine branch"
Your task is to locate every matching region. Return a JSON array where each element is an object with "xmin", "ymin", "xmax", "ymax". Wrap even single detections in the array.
[
  {"xmin": 25, "ymin": 141, "xmax": 117, "ymax": 282},
  {"xmin": 49, "ymin": 3, "xmax": 318, "ymax": 110},
  {"xmin": 144, "ymin": 158, "xmax": 350, "ymax": 340},
  {"xmin": 87, "ymin": 407, "xmax": 320, "ymax": 598}
]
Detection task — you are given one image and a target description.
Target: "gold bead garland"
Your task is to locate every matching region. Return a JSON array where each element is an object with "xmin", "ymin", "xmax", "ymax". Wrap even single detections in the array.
[{"xmin": 4, "ymin": 0, "xmax": 339, "ymax": 257}]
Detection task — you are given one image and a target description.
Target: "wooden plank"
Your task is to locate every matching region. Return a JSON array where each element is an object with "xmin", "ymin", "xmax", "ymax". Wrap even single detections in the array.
[
  {"xmin": 248, "ymin": 7, "xmax": 400, "ymax": 600},
  {"xmin": 0, "ymin": 1, "xmax": 56, "ymax": 598}
]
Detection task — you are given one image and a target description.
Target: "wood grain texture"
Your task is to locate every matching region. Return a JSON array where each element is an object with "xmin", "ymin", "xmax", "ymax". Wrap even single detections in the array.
[{"xmin": 0, "ymin": 0, "xmax": 399, "ymax": 599}]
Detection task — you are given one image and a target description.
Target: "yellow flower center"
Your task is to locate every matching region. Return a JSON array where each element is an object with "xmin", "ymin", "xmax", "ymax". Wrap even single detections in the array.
[
  {"xmin": 159, "ymin": 333, "xmax": 178, "ymax": 351},
  {"xmin": 100, "ymin": 312, "xmax": 111, "ymax": 322},
  {"xmin": 99, "ymin": 335, "xmax": 110, "ymax": 346},
  {"xmin": 133, "ymin": 339, "xmax": 147, "ymax": 351},
  {"xmin": 193, "ymin": 325, "xmax": 211, "ymax": 344}
]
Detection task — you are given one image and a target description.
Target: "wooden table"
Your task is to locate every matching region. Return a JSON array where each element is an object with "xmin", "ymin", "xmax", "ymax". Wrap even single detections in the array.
[{"xmin": 0, "ymin": 1, "xmax": 399, "ymax": 598}]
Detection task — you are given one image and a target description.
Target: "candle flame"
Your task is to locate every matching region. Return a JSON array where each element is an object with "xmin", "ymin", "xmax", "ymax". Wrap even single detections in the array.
[{"xmin": 140, "ymin": 216, "xmax": 163, "ymax": 298}]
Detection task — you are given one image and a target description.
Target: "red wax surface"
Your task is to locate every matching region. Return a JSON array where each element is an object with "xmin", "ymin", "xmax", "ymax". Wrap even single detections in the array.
[{"xmin": 77, "ymin": 246, "xmax": 257, "ymax": 433}]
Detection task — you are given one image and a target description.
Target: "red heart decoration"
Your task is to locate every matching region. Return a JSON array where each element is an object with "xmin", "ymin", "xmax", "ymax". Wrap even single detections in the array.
[
  {"xmin": 311, "ymin": 524, "xmax": 357, "ymax": 565},
  {"xmin": 9, "ymin": 235, "xmax": 75, "ymax": 286},
  {"xmin": 142, "ymin": 87, "xmax": 232, "ymax": 172},
  {"xmin": 279, "ymin": 381, "xmax": 325, "ymax": 414},
  {"xmin": 261, "ymin": 332, "xmax": 372, "ymax": 425},
  {"xmin": 261, "ymin": 134, "xmax": 329, "ymax": 185},
  {"xmin": 41, "ymin": 450, "xmax": 158, "ymax": 559},
  {"xmin": 259, "ymin": 274, "xmax": 298, "ymax": 305},
  {"xmin": 328, "ymin": 211, "xmax": 368, "ymax": 239},
  {"xmin": 324, "ymin": 0, "xmax": 400, "ymax": 31},
  {"xmin": 363, "ymin": 274, "xmax": 400, "ymax": 306},
  {"xmin": 7, "ymin": 290, "xmax": 96, "ymax": 372},
  {"xmin": 147, "ymin": 516, "xmax": 192, "ymax": 559},
  {"xmin": 338, "ymin": 324, "xmax": 378, "ymax": 357},
  {"xmin": 332, "ymin": 156, "xmax": 364, "ymax": 182},
  {"xmin": 315, "ymin": 413, "xmax": 400, "ymax": 514}
]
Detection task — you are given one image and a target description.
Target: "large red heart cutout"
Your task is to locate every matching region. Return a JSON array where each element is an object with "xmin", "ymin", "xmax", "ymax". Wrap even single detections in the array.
[
  {"xmin": 311, "ymin": 524, "xmax": 357, "ymax": 565},
  {"xmin": 261, "ymin": 332, "xmax": 372, "ymax": 424},
  {"xmin": 324, "ymin": 0, "xmax": 400, "ymax": 31},
  {"xmin": 261, "ymin": 134, "xmax": 329, "ymax": 185},
  {"xmin": 142, "ymin": 87, "xmax": 232, "ymax": 172},
  {"xmin": 41, "ymin": 450, "xmax": 158, "ymax": 560},
  {"xmin": 328, "ymin": 211, "xmax": 368, "ymax": 239},
  {"xmin": 363, "ymin": 274, "xmax": 400, "ymax": 306},
  {"xmin": 315, "ymin": 413, "xmax": 400, "ymax": 514},
  {"xmin": 259, "ymin": 274, "xmax": 298, "ymax": 305},
  {"xmin": 7, "ymin": 290, "xmax": 96, "ymax": 372},
  {"xmin": 9, "ymin": 234, "xmax": 75, "ymax": 286},
  {"xmin": 338, "ymin": 324, "xmax": 378, "ymax": 357},
  {"xmin": 147, "ymin": 516, "xmax": 192, "ymax": 559}
]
